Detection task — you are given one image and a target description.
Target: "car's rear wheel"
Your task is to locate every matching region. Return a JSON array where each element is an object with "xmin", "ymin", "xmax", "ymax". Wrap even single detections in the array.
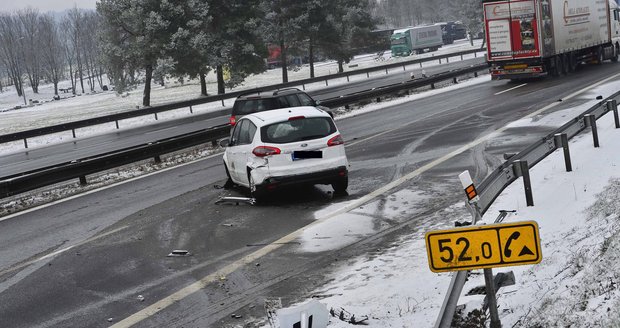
[{"xmin": 332, "ymin": 177, "xmax": 348, "ymax": 194}]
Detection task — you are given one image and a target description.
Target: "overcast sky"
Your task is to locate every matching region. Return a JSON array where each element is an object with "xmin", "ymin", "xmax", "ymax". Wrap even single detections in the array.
[{"xmin": 0, "ymin": 0, "xmax": 97, "ymax": 12}]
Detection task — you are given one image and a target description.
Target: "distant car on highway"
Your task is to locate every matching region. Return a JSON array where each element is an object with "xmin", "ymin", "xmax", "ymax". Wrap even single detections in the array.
[
  {"xmin": 222, "ymin": 106, "xmax": 348, "ymax": 199},
  {"xmin": 230, "ymin": 88, "xmax": 330, "ymax": 126}
]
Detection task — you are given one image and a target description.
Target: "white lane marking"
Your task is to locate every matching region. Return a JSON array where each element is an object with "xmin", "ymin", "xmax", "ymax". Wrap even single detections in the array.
[
  {"xmin": 0, "ymin": 225, "xmax": 129, "ymax": 276},
  {"xmin": 111, "ymin": 71, "xmax": 620, "ymax": 328},
  {"xmin": 0, "ymin": 152, "xmax": 224, "ymax": 223},
  {"xmin": 494, "ymin": 83, "xmax": 527, "ymax": 95}
]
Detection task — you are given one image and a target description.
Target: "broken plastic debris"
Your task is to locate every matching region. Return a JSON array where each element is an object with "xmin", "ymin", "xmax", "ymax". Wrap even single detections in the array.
[
  {"xmin": 137, "ymin": 295, "xmax": 145, "ymax": 302},
  {"xmin": 215, "ymin": 196, "xmax": 256, "ymax": 206},
  {"xmin": 107, "ymin": 318, "xmax": 114, "ymax": 322},
  {"xmin": 231, "ymin": 314, "xmax": 242, "ymax": 319},
  {"xmin": 167, "ymin": 250, "xmax": 191, "ymax": 257}
]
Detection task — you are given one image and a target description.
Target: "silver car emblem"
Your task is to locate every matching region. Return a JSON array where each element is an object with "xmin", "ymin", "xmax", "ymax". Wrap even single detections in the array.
[{"xmin": 301, "ymin": 143, "xmax": 308, "ymax": 147}]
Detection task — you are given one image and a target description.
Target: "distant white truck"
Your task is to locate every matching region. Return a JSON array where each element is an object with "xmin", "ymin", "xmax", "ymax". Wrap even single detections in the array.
[
  {"xmin": 483, "ymin": 0, "xmax": 620, "ymax": 80},
  {"xmin": 390, "ymin": 25, "xmax": 444, "ymax": 57}
]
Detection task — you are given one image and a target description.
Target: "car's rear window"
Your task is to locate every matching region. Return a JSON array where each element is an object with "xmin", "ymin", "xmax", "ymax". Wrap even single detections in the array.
[
  {"xmin": 232, "ymin": 98, "xmax": 279, "ymax": 115},
  {"xmin": 261, "ymin": 117, "xmax": 336, "ymax": 144}
]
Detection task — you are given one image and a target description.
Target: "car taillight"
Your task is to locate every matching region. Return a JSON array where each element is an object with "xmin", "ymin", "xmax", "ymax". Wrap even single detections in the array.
[
  {"xmin": 288, "ymin": 116, "xmax": 305, "ymax": 121},
  {"xmin": 252, "ymin": 146, "xmax": 281, "ymax": 157},
  {"xmin": 327, "ymin": 134, "xmax": 344, "ymax": 147},
  {"xmin": 229, "ymin": 115, "xmax": 237, "ymax": 126}
]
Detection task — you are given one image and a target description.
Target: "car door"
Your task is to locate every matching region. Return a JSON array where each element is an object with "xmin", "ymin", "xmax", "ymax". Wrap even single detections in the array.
[{"xmin": 227, "ymin": 119, "xmax": 257, "ymax": 186}]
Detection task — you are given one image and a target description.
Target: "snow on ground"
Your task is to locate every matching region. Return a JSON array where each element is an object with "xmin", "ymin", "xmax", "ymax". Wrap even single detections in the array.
[
  {"xmin": 275, "ymin": 82, "xmax": 620, "ymax": 327},
  {"xmin": 0, "ymin": 39, "xmax": 484, "ymax": 155},
  {"xmin": 10, "ymin": 38, "xmax": 619, "ymax": 327}
]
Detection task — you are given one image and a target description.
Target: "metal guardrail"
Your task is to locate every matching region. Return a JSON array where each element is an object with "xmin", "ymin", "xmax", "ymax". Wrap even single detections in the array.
[
  {"xmin": 0, "ymin": 63, "xmax": 489, "ymax": 198},
  {"xmin": 0, "ymin": 48, "xmax": 486, "ymax": 146},
  {"xmin": 434, "ymin": 92, "xmax": 620, "ymax": 327},
  {"xmin": 0, "ymin": 125, "xmax": 231, "ymax": 198}
]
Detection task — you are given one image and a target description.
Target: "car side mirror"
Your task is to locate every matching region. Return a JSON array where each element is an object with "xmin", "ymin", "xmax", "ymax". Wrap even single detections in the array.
[
  {"xmin": 314, "ymin": 99, "xmax": 321, "ymax": 106},
  {"xmin": 219, "ymin": 138, "xmax": 230, "ymax": 147}
]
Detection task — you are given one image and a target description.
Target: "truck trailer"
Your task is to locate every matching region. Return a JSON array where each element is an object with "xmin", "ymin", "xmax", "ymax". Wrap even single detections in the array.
[
  {"xmin": 390, "ymin": 25, "xmax": 443, "ymax": 57},
  {"xmin": 483, "ymin": 0, "xmax": 620, "ymax": 80}
]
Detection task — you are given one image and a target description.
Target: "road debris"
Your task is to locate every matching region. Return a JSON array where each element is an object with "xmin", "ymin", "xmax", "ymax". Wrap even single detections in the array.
[
  {"xmin": 215, "ymin": 196, "xmax": 256, "ymax": 206},
  {"xmin": 330, "ymin": 307, "xmax": 369, "ymax": 325},
  {"xmin": 167, "ymin": 250, "xmax": 191, "ymax": 257}
]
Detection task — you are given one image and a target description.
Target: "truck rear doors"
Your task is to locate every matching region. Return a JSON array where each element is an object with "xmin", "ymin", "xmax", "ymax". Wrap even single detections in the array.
[{"xmin": 484, "ymin": 0, "xmax": 541, "ymax": 61}]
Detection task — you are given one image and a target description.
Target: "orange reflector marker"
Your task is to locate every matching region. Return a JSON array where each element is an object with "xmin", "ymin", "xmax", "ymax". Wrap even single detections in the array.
[{"xmin": 459, "ymin": 171, "xmax": 480, "ymax": 203}]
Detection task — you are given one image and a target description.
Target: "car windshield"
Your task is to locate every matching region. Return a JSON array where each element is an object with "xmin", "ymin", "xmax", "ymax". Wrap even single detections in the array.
[
  {"xmin": 233, "ymin": 98, "xmax": 278, "ymax": 115},
  {"xmin": 261, "ymin": 117, "xmax": 336, "ymax": 144}
]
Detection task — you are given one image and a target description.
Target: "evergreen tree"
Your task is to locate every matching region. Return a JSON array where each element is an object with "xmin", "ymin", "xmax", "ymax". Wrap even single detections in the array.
[
  {"xmin": 320, "ymin": 0, "xmax": 378, "ymax": 73},
  {"xmin": 203, "ymin": 0, "xmax": 267, "ymax": 94},
  {"xmin": 261, "ymin": 0, "xmax": 306, "ymax": 83},
  {"xmin": 98, "ymin": 0, "xmax": 180, "ymax": 106}
]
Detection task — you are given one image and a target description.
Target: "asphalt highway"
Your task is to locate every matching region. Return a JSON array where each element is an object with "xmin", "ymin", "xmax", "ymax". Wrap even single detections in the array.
[
  {"xmin": 0, "ymin": 57, "xmax": 486, "ymax": 177},
  {"xmin": 0, "ymin": 62, "xmax": 619, "ymax": 327}
]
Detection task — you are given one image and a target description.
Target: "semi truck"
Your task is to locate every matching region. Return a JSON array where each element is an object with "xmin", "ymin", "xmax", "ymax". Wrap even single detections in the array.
[
  {"xmin": 483, "ymin": 0, "xmax": 620, "ymax": 80},
  {"xmin": 436, "ymin": 21, "xmax": 468, "ymax": 44},
  {"xmin": 390, "ymin": 25, "xmax": 443, "ymax": 57}
]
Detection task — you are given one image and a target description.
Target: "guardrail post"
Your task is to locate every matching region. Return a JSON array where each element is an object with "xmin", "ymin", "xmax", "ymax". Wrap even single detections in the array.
[
  {"xmin": 584, "ymin": 114, "xmax": 599, "ymax": 147},
  {"xmin": 474, "ymin": 72, "xmax": 478, "ymax": 78},
  {"xmin": 79, "ymin": 176, "xmax": 87, "ymax": 185},
  {"xmin": 608, "ymin": 99, "xmax": 619, "ymax": 128},
  {"xmin": 302, "ymin": 84, "xmax": 306, "ymax": 90},
  {"xmin": 115, "ymin": 120, "xmax": 120, "ymax": 129},
  {"xmin": 484, "ymin": 268, "xmax": 502, "ymax": 328},
  {"xmin": 439, "ymin": 58, "xmax": 442, "ymax": 64},
  {"xmin": 221, "ymin": 99, "xmax": 225, "ymax": 107},
  {"xmin": 420, "ymin": 62, "xmax": 423, "ymax": 68},
  {"xmin": 453, "ymin": 77, "xmax": 458, "ymax": 84},
  {"xmin": 189, "ymin": 105, "xmax": 193, "ymax": 114},
  {"xmin": 325, "ymin": 80, "xmax": 329, "ymax": 86},
  {"xmin": 154, "ymin": 113, "xmax": 159, "ymax": 121},
  {"xmin": 385, "ymin": 68, "xmax": 389, "ymax": 75},
  {"xmin": 513, "ymin": 160, "xmax": 534, "ymax": 206},
  {"xmin": 446, "ymin": 57, "xmax": 450, "ymax": 63},
  {"xmin": 366, "ymin": 72, "xmax": 370, "ymax": 78},
  {"xmin": 346, "ymin": 74, "xmax": 350, "ymax": 82},
  {"xmin": 72, "ymin": 129, "xmax": 76, "ymax": 139},
  {"xmin": 475, "ymin": 52, "xmax": 478, "ymax": 58},
  {"xmin": 154, "ymin": 155, "xmax": 162, "ymax": 163},
  {"xmin": 554, "ymin": 133, "xmax": 572, "ymax": 172},
  {"xmin": 23, "ymin": 139, "xmax": 28, "ymax": 149},
  {"xmin": 431, "ymin": 83, "xmax": 435, "ymax": 89},
  {"xmin": 461, "ymin": 54, "xmax": 464, "ymax": 61},
  {"xmin": 403, "ymin": 65, "xmax": 406, "ymax": 71},
  {"xmin": 434, "ymin": 271, "xmax": 468, "ymax": 328}
]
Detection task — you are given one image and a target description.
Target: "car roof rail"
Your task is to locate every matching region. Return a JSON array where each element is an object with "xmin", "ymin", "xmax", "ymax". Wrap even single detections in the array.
[
  {"xmin": 236, "ymin": 90, "xmax": 268, "ymax": 98},
  {"xmin": 272, "ymin": 88, "xmax": 301, "ymax": 95}
]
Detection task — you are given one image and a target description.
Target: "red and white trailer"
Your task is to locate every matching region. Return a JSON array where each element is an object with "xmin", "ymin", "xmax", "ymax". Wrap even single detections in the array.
[{"xmin": 483, "ymin": 0, "xmax": 620, "ymax": 80}]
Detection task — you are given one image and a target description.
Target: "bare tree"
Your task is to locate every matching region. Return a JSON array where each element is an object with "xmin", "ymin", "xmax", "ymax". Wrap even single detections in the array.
[
  {"xmin": 61, "ymin": 18, "xmax": 77, "ymax": 94},
  {"xmin": 17, "ymin": 8, "xmax": 42, "ymax": 94},
  {"xmin": 0, "ymin": 13, "xmax": 27, "ymax": 101},
  {"xmin": 65, "ymin": 7, "xmax": 86, "ymax": 94},
  {"xmin": 39, "ymin": 14, "xmax": 65, "ymax": 96}
]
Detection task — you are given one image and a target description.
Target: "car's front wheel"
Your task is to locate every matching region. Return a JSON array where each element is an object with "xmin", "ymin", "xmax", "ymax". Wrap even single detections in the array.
[{"xmin": 332, "ymin": 176, "xmax": 348, "ymax": 194}]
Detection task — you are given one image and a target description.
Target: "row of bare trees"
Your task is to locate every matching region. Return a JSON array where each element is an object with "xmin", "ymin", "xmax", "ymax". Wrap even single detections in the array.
[{"xmin": 0, "ymin": 8, "xmax": 104, "ymax": 100}]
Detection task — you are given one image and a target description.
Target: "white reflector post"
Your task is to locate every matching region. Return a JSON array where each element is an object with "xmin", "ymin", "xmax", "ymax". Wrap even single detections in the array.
[{"xmin": 276, "ymin": 300, "xmax": 329, "ymax": 328}]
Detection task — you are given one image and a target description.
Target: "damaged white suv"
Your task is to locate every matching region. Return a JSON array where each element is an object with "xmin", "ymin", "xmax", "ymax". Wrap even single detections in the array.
[{"xmin": 222, "ymin": 106, "xmax": 349, "ymax": 198}]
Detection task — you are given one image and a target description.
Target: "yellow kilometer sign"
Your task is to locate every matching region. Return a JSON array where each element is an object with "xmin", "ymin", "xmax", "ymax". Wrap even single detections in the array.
[{"xmin": 425, "ymin": 221, "xmax": 541, "ymax": 273}]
